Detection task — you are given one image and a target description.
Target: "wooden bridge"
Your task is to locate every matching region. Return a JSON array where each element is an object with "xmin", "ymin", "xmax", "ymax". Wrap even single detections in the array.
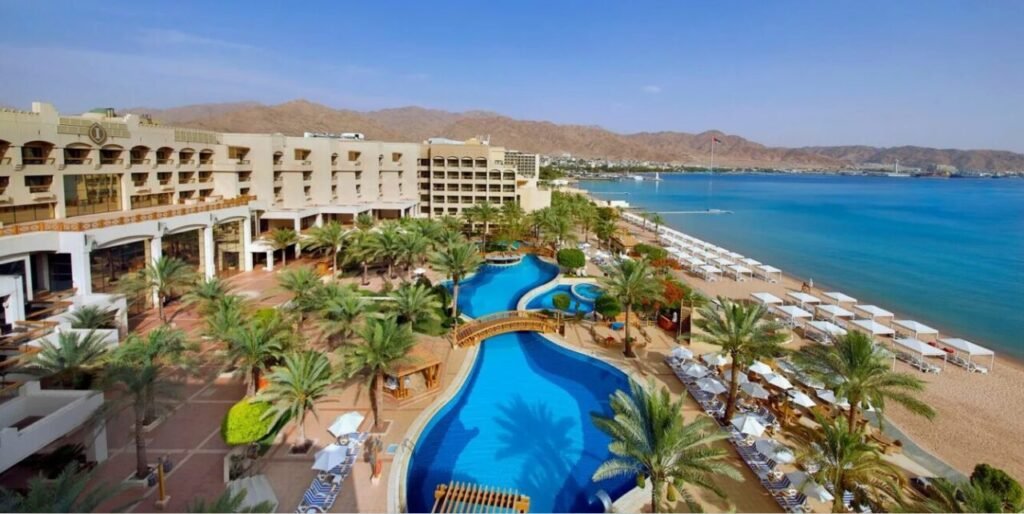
[{"xmin": 451, "ymin": 310, "xmax": 559, "ymax": 347}]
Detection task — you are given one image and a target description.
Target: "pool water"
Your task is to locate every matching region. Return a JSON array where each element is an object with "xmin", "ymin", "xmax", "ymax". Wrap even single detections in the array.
[
  {"xmin": 454, "ymin": 254, "xmax": 559, "ymax": 318},
  {"xmin": 572, "ymin": 283, "xmax": 604, "ymax": 302},
  {"xmin": 405, "ymin": 332, "xmax": 634, "ymax": 512},
  {"xmin": 526, "ymin": 285, "xmax": 596, "ymax": 314}
]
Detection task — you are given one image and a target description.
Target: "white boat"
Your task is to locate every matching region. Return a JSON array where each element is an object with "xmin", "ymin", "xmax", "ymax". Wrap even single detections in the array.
[
  {"xmin": 631, "ymin": 175, "xmax": 645, "ymax": 181},
  {"xmin": 651, "ymin": 172, "xmax": 663, "ymax": 181}
]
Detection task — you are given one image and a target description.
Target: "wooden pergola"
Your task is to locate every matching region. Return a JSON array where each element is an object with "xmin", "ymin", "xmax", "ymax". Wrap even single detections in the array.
[
  {"xmin": 432, "ymin": 481, "xmax": 530, "ymax": 513},
  {"xmin": 385, "ymin": 344, "xmax": 441, "ymax": 401}
]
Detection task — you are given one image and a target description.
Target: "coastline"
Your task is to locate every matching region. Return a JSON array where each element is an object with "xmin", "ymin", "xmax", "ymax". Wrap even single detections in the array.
[{"xmin": 577, "ymin": 187, "xmax": 1024, "ymax": 480}]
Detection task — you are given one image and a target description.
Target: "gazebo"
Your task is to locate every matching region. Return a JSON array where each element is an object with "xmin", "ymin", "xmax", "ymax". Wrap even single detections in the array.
[
  {"xmin": 786, "ymin": 292, "xmax": 821, "ymax": 308},
  {"xmin": 892, "ymin": 337, "xmax": 947, "ymax": 369},
  {"xmin": 751, "ymin": 292, "xmax": 784, "ymax": 305},
  {"xmin": 854, "ymin": 304, "xmax": 894, "ymax": 320},
  {"xmin": 940, "ymin": 337, "xmax": 995, "ymax": 372},
  {"xmin": 758, "ymin": 265, "xmax": 782, "ymax": 283},
  {"xmin": 850, "ymin": 318, "xmax": 895, "ymax": 337},
  {"xmin": 823, "ymin": 291, "xmax": 857, "ymax": 305},
  {"xmin": 385, "ymin": 345, "xmax": 442, "ymax": 401},
  {"xmin": 893, "ymin": 320, "xmax": 939, "ymax": 341}
]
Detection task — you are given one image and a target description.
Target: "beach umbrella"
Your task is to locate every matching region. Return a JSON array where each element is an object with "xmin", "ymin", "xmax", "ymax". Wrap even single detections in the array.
[
  {"xmin": 786, "ymin": 471, "xmax": 834, "ymax": 502},
  {"xmin": 763, "ymin": 373, "xmax": 793, "ymax": 390},
  {"xmin": 723, "ymin": 368, "xmax": 749, "ymax": 385},
  {"xmin": 328, "ymin": 411, "xmax": 365, "ymax": 438},
  {"xmin": 754, "ymin": 438, "xmax": 796, "ymax": 464},
  {"xmin": 670, "ymin": 346, "xmax": 693, "ymax": 361},
  {"xmin": 795, "ymin": 374, "xmax": 825, "ymax": 389},
  {"xmin": 788, "ymin": 390, "xmax": 817, "ymax": 409},
  {"xmin": 740, "ymin": 382, "xmax": 770, "ymax": 400},
  {"xmin": 731, "ymin": 414, "xmax": 767, "ymax": 437},
  {"xmin": 412, "ymin": 267, "xmax": 427, "ymax": 275},
  {"xmin": 681, "ymin": 363, "xmax": 710, "ymax": 378},
  {"xmin": 312, "ymin": 444, "xmax": 349, "ymax": 471},
  {"xmin": 776, "ymin": 359, "xmax": 799, "ymax": 375},
  {"xmin": 697, "ymin": 377, "xmax": 728, "ymax": 395},
  {"xmin": 701, "ymin": 352, "xmax": 730, "ymax": 367},
  {"xmin": 748, "ymin": 360, "xmax": 773, "ymax": 376}
]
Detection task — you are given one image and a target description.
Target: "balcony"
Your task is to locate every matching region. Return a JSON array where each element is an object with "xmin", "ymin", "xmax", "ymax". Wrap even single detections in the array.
[
  {"xmin": 212, "ymin": 159, "xmax": 251, "ymax": 172},
  {"xmin": 0, "ymin": 382, "xmax": 105, "ymax": 474}
]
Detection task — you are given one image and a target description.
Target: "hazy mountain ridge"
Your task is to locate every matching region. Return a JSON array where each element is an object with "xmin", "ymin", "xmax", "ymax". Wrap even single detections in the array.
[{"xmin": 125, "ymin": 100, "xmax": 1024, "ymax": 171}]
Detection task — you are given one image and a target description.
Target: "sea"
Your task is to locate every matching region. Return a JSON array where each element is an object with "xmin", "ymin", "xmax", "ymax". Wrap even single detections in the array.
[{"xmin": 578, "ymin": 173, "xmax": 1024, "ymax": 358}]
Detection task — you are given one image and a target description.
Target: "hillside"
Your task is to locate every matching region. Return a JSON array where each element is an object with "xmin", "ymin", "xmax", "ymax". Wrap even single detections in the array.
[{"xmin": 126, "ymin": 100, "xmax": 1024, "ymax": 171}]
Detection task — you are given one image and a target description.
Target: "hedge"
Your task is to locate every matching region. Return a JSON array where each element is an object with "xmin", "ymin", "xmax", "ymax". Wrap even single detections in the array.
[
  {"xmin": 633, "ymin": 243, "xmax": 668, "ymax": 261},
  {"xmin": 594, "ymin": 294, "xmax": 622, "ymax": 319},
  {"xmin": 556, "ymin": 248, "xmax": 586, "ymax": 269},
  {"xmin": 221, "ymin": 399, "xmax": 275, "ymax": 446}
]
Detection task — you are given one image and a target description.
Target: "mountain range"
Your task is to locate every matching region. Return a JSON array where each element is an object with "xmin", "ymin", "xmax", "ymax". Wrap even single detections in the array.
[{"xmin": 130, "ymin": 100, "xmax": 1024, "ymax": 172}]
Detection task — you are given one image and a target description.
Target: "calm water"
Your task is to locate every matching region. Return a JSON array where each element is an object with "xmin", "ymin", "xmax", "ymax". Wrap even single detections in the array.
[
  {"xmin": 454, "ymin": 254, "xmax": 559, "ymax": 318},
  {"xmin": 581, "ymin": 174, "xmax": 1024, "ymax": 357}
]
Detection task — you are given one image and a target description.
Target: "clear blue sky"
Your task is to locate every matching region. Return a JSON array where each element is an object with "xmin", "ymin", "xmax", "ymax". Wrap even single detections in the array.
[{"xmin": 2, "ymin": 1, "xmax": 1022, "ymax": 152}]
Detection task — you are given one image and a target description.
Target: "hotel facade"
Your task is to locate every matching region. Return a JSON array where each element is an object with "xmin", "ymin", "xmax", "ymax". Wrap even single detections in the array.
[{"xmin": 0, "ymin": 101, "xmax": 549, "ymax": 473}]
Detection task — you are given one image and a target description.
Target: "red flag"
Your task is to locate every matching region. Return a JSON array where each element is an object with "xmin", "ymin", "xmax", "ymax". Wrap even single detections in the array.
[{"xmin": 712, "ymin": 137, "xmax": 722, "ymax": 144}]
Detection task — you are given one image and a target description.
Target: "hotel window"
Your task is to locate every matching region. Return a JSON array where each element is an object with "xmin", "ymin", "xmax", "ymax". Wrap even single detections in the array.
[
  {"xmin": 0, "ymin": 203, "xmax": 55, "ymax": 225},
  {"xmin": 273, "ymin": 152, "xmax": 283, "ymax": 165},
  {"xmin": 355, "ymin": 184, "xmax": 362, "ymax": 196},
  {"xmin": 64, "ymin": 174, "xmax": 122, "ymax": 217},
  {"xmin": 349, "ymin": 151, "xmax": 361, "ymax": 162},
  {"xmin": 331, "ymin": 153, "xmax": 339, "ymax": 166},
  {"xmin": 156, "ymin": 147, "xmax": 174, "ymax": 165},
  {"xmin": 21, "ymin": 142, "xmax": 54, "ymax": 165},
  {"xmin": 129, "ymin": 146, "xmax": 150, "ymax": 165},
  {"xmin": 0, "ymin": 176, "xmax": 8, "ymax": 194},
  {"xmin": 25, "ymin": 175, "xmax": 53, "ymax": 193},
  {"xmin": 179, "ymin": 149, "xmax": 195, "ymax": 164},
  {"xmin": 158, "ymin": 172, "xmax": 173, "ymax": 185},
  {"xmin": 295, "ymin": 148, "xmax": 311, "ymax": 161},
  {"xmin": 304, "ymin": 185, "xmax": 312, "ymax": 198},
  {"xmin": 228, "ymin": 146, "xmax": 250, "ymax": 163},
  {"xmin": 199, "ymin": 150, "xmax": 214, "ymax": 165},
  {"xmin": 63, "ymin": 145, "xmax": 91, "ymax": 165},
  {"xmin": 90, "ymin": 240, "xmax": 147, "ymax": 294},
  {"xmin": 131, "ymin": 173, "xmax": 149, "ymax": 187},
  {"xmin": 391, "ymin": 152, "xmax": 402, "ymax": 163},
  {"xmin": 130, "ymin": 192, "xmax": 172, "ymax": 209}
]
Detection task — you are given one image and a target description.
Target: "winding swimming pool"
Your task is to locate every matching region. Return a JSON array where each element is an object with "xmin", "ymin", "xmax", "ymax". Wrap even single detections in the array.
[
  {"xmin": 409, "ymin": 255, "xmax": 633, "ymax": 512},
  {"xmin": 526, "ymin": 284, "xmax": 596, "ymax": 315}
]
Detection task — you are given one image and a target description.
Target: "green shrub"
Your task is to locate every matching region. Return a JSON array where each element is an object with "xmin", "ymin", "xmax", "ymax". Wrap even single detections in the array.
[
  {"xmin": 556, "ymin": 248, "xmax": 586, "ymax": 269},
  {"xmin": 222, "ymin": 400, "xmax": 275, "ymax": 446},
  {"xmin": 552, "ymin": 293, "xmax": 572, "ymax": 312},
  {"xmin": 595, "ymin": 294, "xmax": 622, "ymax": 319},
  {"xmin": 633, "ymin": 243, "xmax": 668, "ymax": 261},
  {"xmin": 971, "ymin": 464, "xmax": 1023, "ymax": 511}
]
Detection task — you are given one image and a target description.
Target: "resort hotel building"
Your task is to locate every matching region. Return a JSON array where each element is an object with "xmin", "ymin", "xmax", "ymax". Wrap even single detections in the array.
[{"xmin": 0, "ymin": 101, "xmax": 549, "ymax": 474}]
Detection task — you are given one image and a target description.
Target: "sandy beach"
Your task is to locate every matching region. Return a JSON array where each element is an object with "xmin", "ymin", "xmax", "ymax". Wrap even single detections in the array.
[{"xmin": 605, "ymin": 205, "xmax": 1024, "ymax": 481}]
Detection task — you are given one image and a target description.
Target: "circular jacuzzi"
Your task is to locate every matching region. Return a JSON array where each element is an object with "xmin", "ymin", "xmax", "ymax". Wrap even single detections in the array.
[{"xmin": 571, "ymin": 283, "xmax": 603, "ymax": 302}]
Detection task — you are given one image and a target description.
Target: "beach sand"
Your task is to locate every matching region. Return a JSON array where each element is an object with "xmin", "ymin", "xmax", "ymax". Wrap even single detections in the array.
[{"xmin": 614, "ymin": 216, "xmax": 1024, "ymax": 480}]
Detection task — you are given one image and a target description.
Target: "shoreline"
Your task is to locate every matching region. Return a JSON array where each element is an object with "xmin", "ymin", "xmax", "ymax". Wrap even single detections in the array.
[{"xmin": 577, "ymin": 187, "xmax": 1024, "ymax": 479}]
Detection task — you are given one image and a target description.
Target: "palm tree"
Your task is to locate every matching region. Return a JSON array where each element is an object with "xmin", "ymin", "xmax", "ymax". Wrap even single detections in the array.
[
  {"xmin": 389, "ymin": 283, "xmax": 441, "ymax": 329},
  {"xmin": 468, "ymin": 201, "xmax": 500, "ymax": 247},
  {"xmin": 692, "ymin": 297, "xmax": 786, "ymax": 422},
  {"xmin": 793, "ymin": 330, "xmax": 935, "ymax": 432},
  {"xmin": 575, "ymin": 202, "xmax": 598, "ymax": 243},
  {"xmin": 103, "ymin": 357, "xmax": 174, "ymax": 479},
  {"xmin": 346, "ymin": 230, "xmax": 376, "ymax": 286},
  {"xmin": 600, "ymin": 259, "xmax": 663, "ymax": 358},
  {"xmin": 792, "ymin": 415, "xmax": 903, "ymax": 512},
  {"xmin": 345, "ymin": 317, "xmax": 416, "ymax": 431},
  {"xmin": 116, "ymin": 326, "xmax": 191, "ymax": 424},
  {"xmin": 367, "ymin": 222, "xmax": 403, "ymax": 279},
  {"xmin": 269, "ymin": 227, "xmax": 299, "ymax": 268},
  {"xmin": 257, "ymin": 351, "xmax": 340, "ymax": 449},
  {"xmin": 896, "ymin": 477, "xmax": 1008, "ymax": 513},
  {"xmin": 397, "ymin": 230, "xmax": 430, "ymax": 278},
  {"xmin": 277, "ymin": 266, "xmax": 322, "ymax": 334},
  {"xmin": 429, "ymin": 242, "xmax": 483, "ymax": 318},
  {"xmin": 225, "ymin": 317, "xmax": 290, "ymax": 396},
  {"xmin": 182, "ymin": 276, "xmax": 233, "ymax": 314},
  {"xmin": 21, "ymin": 330, "xmax": 110, "ymax": 389},
  {"xmin": 187, "ymin": 488, "xmax": 275, "ymax": 513},
  {"xmin": 68, "ymin": 305, "xmax": 118, "ymax": 330},
  {"xmin": 303, "ymin": 221, "xmax": 348, "ymax": 279},
  {"xmin": 318, "ymin": 287, "xmax": 371, "ymax": 348},
  {"xmin": 355, "ymin": 212, "xmax": 375, "ymax": 232},
  {"xmin": 0, "ymin": 463, "xmax": 129, "ymax": 513},
  {"xmin": 595, "ymin": 218, "xmax": 619, "ymax": 250},
  {"xmin": 119, "ymin": 256, "xmax": 197, "ymax": 323},
  {"xmin": 203, "ymin": 294, "xmax": 248, "ymax": 344},
  {"xmin": 591, "ymin": 380, "xmax": 741, "ymax": 513}
]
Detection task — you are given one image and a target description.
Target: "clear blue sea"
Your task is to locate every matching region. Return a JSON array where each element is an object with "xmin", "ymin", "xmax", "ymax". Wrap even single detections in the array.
[{"xmin": 580, "ymin": 173, "xmax": 1024, "ymax": 357}]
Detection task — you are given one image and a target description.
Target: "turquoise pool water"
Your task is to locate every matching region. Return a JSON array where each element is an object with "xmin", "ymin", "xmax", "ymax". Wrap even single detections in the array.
[
  {"xmin": 405, "ymin": 332, "xmax": 633, "ymax": 512},
  {"xmin": 454, "ymin": 254, "xmax": 559, "ymax": 318},
  {"xmin": 572, "ymin": 283, "xmax": 604, "ymax": 302},
  {"xmin": 526, "ymin": 285, "xmax": 596, "ymax": 314},
  {"xmin": 410, "ymin": 254, "xmax": 633, "ymax": 512}
]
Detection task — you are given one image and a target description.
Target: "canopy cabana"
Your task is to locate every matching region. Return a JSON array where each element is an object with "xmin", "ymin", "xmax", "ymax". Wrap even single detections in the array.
[
  {"xmin": 758, "ymin": 265, "xmax": 782, "ymax": 283},
  {"xmin": 940, "ymin": 337, "xmax": 995, "ymax": 371},
  {"xmin": 699, "ymin": 264, "xmax": 722, "ymax": 281},
  {"xmin": 742, "ymin": 257, "xmax": 762, "ymax": 267},
  {"xmin": 775, "ymin": 305, "xmax": 813, "ymax": 321},
  {"xmin": 786, "ymin": 291, "xmax": 821, "ymax": 307},
  {"xmin": 815, "ymin": 304, "xmax": 855, "ymax": 321},
  {"xmin": 854, "ymin": 304, "xmax": 894, "ymax": 319},
  {"xmin": 728, "ymin": 264, "xmax": 753, "ymax": 281},
  {"xmin": 385, "ymin": 345, "xmax": 442, "ymax": 401},
  {"xmin": 806, "ymin": 320, "xmax": 847, "ymax": 342},
  {"xmin": 893, "ymin": 337, "xmax": 947, "ymax": 369},
  {"xmin": 850, "ymin": 318, "xmax": 895, "ymax": 336},
  {"xmin": 712, "ymin": 257, "xmax": 734, "ymax": 268},
  {"xmin": 823, "ymin": 291, "xmax": 857, "ymax": 305},
  {"xmin": 751, "ymin": 292, "xmax": 784, "ymax": 305},
  {"xmin": 893, "ymin": 319, "xmax": 939, "ymax": 340}
]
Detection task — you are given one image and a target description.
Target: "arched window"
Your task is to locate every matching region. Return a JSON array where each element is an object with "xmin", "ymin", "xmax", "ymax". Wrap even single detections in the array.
[{"xmin": 21, "ymin": 141, "xmax": 54, "ymax": 165}]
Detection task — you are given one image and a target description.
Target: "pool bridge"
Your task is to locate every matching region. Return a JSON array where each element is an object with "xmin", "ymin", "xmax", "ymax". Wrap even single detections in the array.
[{"xmin": 451, "ymin": 311, "xmax": 560, "ymax": 347}]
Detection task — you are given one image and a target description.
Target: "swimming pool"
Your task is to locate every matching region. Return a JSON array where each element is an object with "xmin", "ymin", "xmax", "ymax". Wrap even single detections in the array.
[
  {"xmin": 453, "ymin": 254, "xmax": 559, "ymax": 318},
  {"xmin": 405, "ymin": 332, "xmax": 634, "ymax": 512},
  {"xmin": 526, "ymin": 285, "xmax": 595, "ymax": 314},
  {"xmin": 572, "ymin": 283, "xmax": 604, "ymax": 302}
]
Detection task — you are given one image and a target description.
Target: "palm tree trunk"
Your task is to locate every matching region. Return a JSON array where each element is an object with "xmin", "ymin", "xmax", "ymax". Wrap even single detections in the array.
[
  {"xmin": 361, "ymin": 262, "xmax": 369, "ymax": 285},
  {"xmin": 388, "ymin": 261, "xmax": 395, "ymax": 279},
  {"xmin": 297, "ymin": 411, "xmax": 307, "ymax": 447},
  {"xmin": 157, "ymin": 294, "xmax": 166, "ymax": 324},
  {"xmin": 847, "ymin": 396, "xmax": 860, "ymax": 432},
  {"xmin": 372, "ymin": 372, "xmax": 383, "ymax": 431},
  {"xmin": 134, "ymin": 399, "xmax": 149, "ymax": 479},
  {"xmin": 281, "ymin": 248, "xmax": 287, "ymax": 268},
  {"xmin": 144, "ymin": 385, "xmax": 157, "ymax": 425},
  {"xmin": 250, "ymin": 368, "xmax": 260, "ymax": 396},
  {"xmin": 724, "ymin": 359, "xmax": 740, "ymax": 422},
  {"xmin": 831, "ymin": 479, "xmax": 845, "ymax": 513},
  {"xmin": 332, "ymin": 249, "xmax": 339, "ymax": 280},
  {"xmin": 651, "ymin": 477, "xmax": 663, "ymax": 513},
  {"xmin": 451, "ymin": 281, "xmax": 460, "ymax": 318},
  {"xmin": 623, "ymin": 305, "xmax": 635, "ymax": 358}
]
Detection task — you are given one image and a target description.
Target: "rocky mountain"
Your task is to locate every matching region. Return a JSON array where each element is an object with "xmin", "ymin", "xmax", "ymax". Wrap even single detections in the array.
[{"xmin": 125, "ymin": 100, "xmax": 1024, "ymax": 171}]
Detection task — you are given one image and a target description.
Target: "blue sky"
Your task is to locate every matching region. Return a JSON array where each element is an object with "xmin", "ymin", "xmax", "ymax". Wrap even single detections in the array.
[{"xmin": 2, "ymin": 1, "xmax": 1022, "ymax": 151}]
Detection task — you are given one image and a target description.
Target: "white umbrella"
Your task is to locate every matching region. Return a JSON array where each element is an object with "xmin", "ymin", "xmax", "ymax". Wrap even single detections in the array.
[
  {"xmin": 312, "ymin": 443, "xmax": 349, "ymax": 471},
  {"xmin": 815, "ymin": 389, "xmax": 850, "ymax": 409},
  {"xmin": 754, "ymin": 438, "xmax": 796, "ymax": 464},
  {"xmin": 795, "ymin": 374, "xmax": 825, "ymax": 389},
  {"xmin": 723, "ymin": 368, "xmax": 749, "ymax": 385},
  {"xmin": 763, "ymin": 373, "xmax": 793, "ymax": 390},
  {"xmin": 788, "ymin": 390, "xmax": 817, "ymax": 409},
  {"xmin": 701, "ymin": 352, "xmax": 730, "ymax": 367},
  {"xmin": 787, "ymin": 471, "xmax": 834, "ymax": 502},
  {"xmin": 731, "ymin": 414, "xmax": 767, "ymax": 437},
  {"xmin": 776, "ymin": 359, "xmax": 799, "ymax": 375},
  {"xmin": 682, "ymin": 363, "xmax": 710, "ymax": 378},
  {"xmin": 328, "ymin": 411, "xmax": 365, "ymax": 438},
  {"xmin": 740, "ymin": 382, "xmax": 770, "ymax": 400},
  {"xmin": 697, "ymin": 377, "xmax": 728, "ymax": 395},
  {"xmin": 670, "ymin": 346, "xmax": 693, "ymax": 361},
  {"xmin": 748, "ymin": 360, "xmax": 773, "ymax": 376},
  {"xmin": 413, "ymin": 267, "xmax": 427, "ymax": 275}
]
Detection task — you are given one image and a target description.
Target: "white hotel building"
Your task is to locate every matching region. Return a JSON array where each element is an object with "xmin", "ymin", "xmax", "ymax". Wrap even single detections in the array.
[{"xmin": 0, "ymin": 101, "xmax": 549, "ymax": 474}]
